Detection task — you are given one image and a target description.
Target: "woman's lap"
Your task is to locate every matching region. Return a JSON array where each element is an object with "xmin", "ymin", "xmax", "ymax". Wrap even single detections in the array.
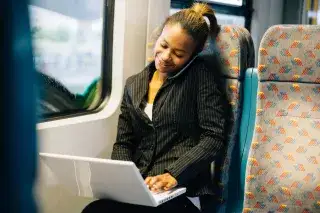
[{"xmin": 82, "ymin": 196, "xmax": 201, "ymax": 213}]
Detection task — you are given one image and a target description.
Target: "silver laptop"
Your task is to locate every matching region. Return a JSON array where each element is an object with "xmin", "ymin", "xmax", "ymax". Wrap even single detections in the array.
[{"xmin": 39, "ymin": 152, "xmax": 186, "ymax": 207}]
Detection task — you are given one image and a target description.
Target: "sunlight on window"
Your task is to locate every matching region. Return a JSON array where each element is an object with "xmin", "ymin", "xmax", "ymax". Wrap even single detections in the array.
[
  {"xmin": 215, "ymin": 13, "xmax": 245, "ymax": 27},
  {"xmin": 29, "ymin": 0, "xmax": 107, "ymax": 118},
  {"xmin": 201, "ymin": 0, "xmax": 243, "ymax": 7},
  {"xmin": 29, "ymin": 5, "xmax": 103, "ymax": 94}
]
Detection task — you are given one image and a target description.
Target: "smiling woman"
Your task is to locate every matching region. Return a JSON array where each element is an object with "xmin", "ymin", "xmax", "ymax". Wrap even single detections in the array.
[
  {"xmin": 153, "ymin": 25, "xmax": 196, "ymax": 77},
  {"xmin": 82, "ymin": 2, "xmax": 227, "ymax": 213}
]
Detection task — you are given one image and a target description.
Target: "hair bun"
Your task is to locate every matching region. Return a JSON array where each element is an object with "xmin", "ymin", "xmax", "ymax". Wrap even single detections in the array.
[{"xmin": 191, "ymin": 3, "xmax": 212, "ymax": 16}]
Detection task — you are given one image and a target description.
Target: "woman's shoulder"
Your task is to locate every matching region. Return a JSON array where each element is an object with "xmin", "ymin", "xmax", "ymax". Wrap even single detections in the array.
[
  {"xmin": 192, "ymin": 54, "xmax": 223, "ymax": 78},
  {"xmin": 191, "ymin": 57, "xmax": 208, "ymax": 70},
  {"xmin": 190, "ymin": 57, "xmax": 217, "ymax": 75},
  {"xmin": 125, "ymin": 66, "xmax": 150, "ymax": 87}
]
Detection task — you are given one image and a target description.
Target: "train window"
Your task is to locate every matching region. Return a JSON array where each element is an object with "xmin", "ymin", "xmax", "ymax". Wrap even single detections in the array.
[
  {"xmin": 215, "ymin": 13, "xmax": 245, "ymax": 26},
  {"xmin": 305, "ymin": 0, "xmax": 320, "ymax": 24},
  {"xmin": 171, "ymin": 0, "xmax": 253, "ymax": 30},
  {"xmin": 170, "ymin": 8, "xmax": 181, "ymax": 15},
  {"xmin": 29, "ymin": 0, "xmax": 113, "ymax": 121},
  {"xmin": 170, "ymin": 8, "xmax": 245, "ymax": 27},
  {"xmin": 203, "ymin": 0, "xmax": 243, "ymax": 7}
]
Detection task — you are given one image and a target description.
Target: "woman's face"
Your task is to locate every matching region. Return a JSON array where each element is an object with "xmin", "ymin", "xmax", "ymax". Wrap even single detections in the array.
[{"xmin": 154, "ymin": 24, "xmax": 197, "ymax": 74}]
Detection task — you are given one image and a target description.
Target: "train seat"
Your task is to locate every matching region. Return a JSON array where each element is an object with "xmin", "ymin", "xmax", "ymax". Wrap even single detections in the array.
[
  {"xmin": 203, "ymin": 25, "xmax": 255, "ymax": 213},
  {"xmin": 243, "ymin": 25, "xmax": 320, "ymax": 213}
]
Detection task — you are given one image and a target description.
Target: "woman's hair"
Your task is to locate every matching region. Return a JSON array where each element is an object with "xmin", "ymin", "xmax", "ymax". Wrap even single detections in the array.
[{"xmin": 161, "ymin": 3, "xmax": 220, "ymax": 54}]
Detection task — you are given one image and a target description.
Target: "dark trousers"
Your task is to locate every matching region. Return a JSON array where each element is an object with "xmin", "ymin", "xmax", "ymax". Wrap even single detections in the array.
[{"xmin": 82, "ymin": 196, "xmax": 201, "ymax": 213}]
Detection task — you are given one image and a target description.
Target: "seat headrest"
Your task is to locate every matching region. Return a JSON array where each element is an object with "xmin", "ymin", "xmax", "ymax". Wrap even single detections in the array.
[
  {"xmin": 200, "ymin": 25, "xmax": 254, "ymax": 79},
  {"xmin": 258, "ymin": 25, "xmax": 320, "ymax": 83}
]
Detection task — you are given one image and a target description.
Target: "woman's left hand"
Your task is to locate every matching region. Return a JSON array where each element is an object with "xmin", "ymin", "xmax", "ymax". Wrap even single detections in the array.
[{"xmin": 144, "ymin": 173, "xmax": 178, "ymax": 193}]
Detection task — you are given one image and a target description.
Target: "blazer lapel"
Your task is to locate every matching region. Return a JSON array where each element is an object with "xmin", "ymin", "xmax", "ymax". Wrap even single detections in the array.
[{"xmin": 127, "ymin": 64, "xmax": 154, "ymax": 125}]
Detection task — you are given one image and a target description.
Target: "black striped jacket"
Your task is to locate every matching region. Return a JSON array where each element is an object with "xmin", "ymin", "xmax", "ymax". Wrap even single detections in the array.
[{"xmin": 111, "ymin": 57, "xmax": 226, "ymax": 196}]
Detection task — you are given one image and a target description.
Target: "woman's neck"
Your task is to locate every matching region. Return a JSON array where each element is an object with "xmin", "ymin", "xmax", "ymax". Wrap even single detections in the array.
[
  {"xmin": 158, "ymin": 71, "xmax": 168, "ymax": 82},
  {"xmin": 148, "ymin": 70, "xmax": 165, "ymax": 104}
]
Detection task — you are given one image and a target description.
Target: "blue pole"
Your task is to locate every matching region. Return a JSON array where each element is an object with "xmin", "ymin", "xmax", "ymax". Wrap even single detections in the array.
[{"xmin": 0, "ymin": 0, "xmax": 38, "ymax": 212}]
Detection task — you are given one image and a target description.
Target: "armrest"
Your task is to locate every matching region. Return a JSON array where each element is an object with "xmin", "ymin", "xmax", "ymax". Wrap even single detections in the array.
[{"xmin": 238, "ymin": 68, "xmax": 258, "ymax": 210}]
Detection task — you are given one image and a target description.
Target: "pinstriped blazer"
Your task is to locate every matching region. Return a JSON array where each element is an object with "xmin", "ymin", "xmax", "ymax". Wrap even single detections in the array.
[{"xmin": 111, "ymin": 57, "xmax": 227, "ymax": 197}]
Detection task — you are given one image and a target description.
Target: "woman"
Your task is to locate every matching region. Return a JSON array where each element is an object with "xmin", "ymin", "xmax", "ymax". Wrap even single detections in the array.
[{"xmin": 83, "ymin": 3, "xmax": 226, "ymax": 213}]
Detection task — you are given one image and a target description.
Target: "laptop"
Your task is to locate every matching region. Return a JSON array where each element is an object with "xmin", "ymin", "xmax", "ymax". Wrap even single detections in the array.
[{"xmin": 39, "ymin": 152, "xmax": 186, "ymax": 207}]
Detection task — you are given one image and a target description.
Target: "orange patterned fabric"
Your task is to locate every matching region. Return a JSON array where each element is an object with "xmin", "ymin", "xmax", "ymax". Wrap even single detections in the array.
[
  {"xmin": 258, "ymin": 25, "xmax": 320, "ymax": 82},
  {"xmin": 243, "ymin": 25, "xmax": 320, "ymax": 213}
]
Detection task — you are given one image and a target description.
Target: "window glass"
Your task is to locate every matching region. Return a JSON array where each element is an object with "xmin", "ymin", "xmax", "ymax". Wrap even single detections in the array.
[
  {"xmin": 170, "ymin": 8, "xmax": 181, "ymax": 15},
  {"xmin": 305, "ymin": 0, "xmax": 320, "ymax": 24},
  {"xmin": 170, "ymin": 9, "xmax": 245, "ymax": 27},
  {"xmin": 215, "ymin": 13, "xmax": 245, "ymax": 26},
  {"xmin": 202, "ymin": 0, "xmax": 243, "ymax": 6},
  {"xmin": 29, "ymin": 0, "xmax": 107, "ymax": 119}
]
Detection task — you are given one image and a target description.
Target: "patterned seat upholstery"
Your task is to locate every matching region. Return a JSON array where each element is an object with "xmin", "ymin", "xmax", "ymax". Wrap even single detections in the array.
[
  {"xmin": 243, "ymin": 25, "xmax": 320, "ymax": 213},
  {"xmin": 206, "ymin": 26, "xmax": 254, "ymax": 213}
]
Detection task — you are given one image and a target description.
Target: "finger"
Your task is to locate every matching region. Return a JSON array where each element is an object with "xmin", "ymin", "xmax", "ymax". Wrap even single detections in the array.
[
  {"xmin": 144, "ymin": 177, "xmax": 152, "ymax": 185},
  {"xmin": 163, "ymin": 180, "xmax": 177, "ymax": 191},
  {"xmin": 151, "ymin": 181, "xmax": 164, "ymax": 192},
  {"xmin": 144, "ymin": 177, "xmax": 152, "ymax": 189},
  {"xmin": 151, "ymin": 188, "xmax": 164, "ymax": 193},
  {"xmin": 151, "ymin": 184, "xmax": 165, "ymax": 193},
  {"xmin": 150, "ymin": 177, "xmax": 164, "ymax": 192},
  {"xmin": 151, "ymin": 187, "xmax": 163, "ymax": 194},
  {"xmin": 149, "ymin": 176, "xmax": 159, "ymax": 186},
  {"xmin": 152, "ymin": 181, "xmax": 166, "ymax": 190},
  {"xmin": 147, "ymin": 177, "xmax": 159, "ymax": 190}
]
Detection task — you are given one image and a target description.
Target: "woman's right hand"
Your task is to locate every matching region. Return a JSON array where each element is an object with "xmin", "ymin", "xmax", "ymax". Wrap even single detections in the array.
[{"xmin": 144, "ymin": 173, "xmax": 177, "ymax": 193}]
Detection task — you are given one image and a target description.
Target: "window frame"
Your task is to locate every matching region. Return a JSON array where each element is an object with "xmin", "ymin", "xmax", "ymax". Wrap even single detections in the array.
[
  {"xmin": 33, "ymin": 0, "xmax": 115, "ymax": 122},
  {"xmin": 170, "ymin": 0, "xmax": 253, "ymax": 30}
]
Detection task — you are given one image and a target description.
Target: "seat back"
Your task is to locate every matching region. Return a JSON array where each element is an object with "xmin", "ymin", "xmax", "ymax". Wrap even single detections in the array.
[
  {"xmin": 204, "ymin": 25, "xmax": 254, "ymax": 213},
  {"xmin": 243, "ymin": 25, "xmax": 320, "ymax": 213}
]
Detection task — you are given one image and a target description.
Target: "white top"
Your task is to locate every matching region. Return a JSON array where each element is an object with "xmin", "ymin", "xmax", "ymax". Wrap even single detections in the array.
[
  {"xmin": 144, "ymin": 103, "xmax": 201, "ymax": 210},
  {"xmin": 144, "ymin": 103, "xmax": 153, "ymax": 120}
]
